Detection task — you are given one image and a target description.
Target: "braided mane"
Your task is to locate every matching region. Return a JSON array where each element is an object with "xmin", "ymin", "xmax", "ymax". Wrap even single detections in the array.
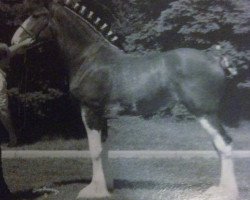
[{"xmin": 59, "ymin": 0, "xmax": 119, "ymax": 44}]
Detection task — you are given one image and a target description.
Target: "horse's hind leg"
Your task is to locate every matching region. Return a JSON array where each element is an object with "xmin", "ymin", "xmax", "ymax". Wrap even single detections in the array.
[
  {"xmin": 199, "ymin": 114, "xmax": 239, "ymax": 200},
  {"xmin": 77, "ymin": 106, "xmax": 111, "ymax": 199}
]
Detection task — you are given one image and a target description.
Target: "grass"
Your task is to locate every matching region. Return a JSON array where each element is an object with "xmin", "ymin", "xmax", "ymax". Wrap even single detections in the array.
[
  {"xmin": 3, "ymin": 158, "xmax": 92, "ymax": 200},
  {"xmin": 2, "ymin": 116, "xmax": 250, "ymax": 151},
  {"xmin": 2, "ymin": 138, "xmax": 88, "ymax": 150}
]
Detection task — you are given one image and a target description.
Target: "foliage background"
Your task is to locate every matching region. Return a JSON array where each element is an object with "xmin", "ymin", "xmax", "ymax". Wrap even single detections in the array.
[{"xmin": 0, "ymin": 0, "xmax": 249, "ymax": 142}]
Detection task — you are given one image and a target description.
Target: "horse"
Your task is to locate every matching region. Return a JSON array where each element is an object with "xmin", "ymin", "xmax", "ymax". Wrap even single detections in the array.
[{"xmin": 11, "ymin": 0, "xmax": 239, "ymax": 199}]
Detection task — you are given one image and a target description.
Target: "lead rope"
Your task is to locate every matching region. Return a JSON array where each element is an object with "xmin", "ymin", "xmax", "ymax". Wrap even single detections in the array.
[
  {"xmin": 16, "ymin": 24, "xmax": 34, "ymax": 132},
  {"xmin": 23, "ymin": 52, "xmax": 28, "ymax": 131},
  {"xmin": 18, "ymin": 51, "xmax": 28, "ymax": 132}
]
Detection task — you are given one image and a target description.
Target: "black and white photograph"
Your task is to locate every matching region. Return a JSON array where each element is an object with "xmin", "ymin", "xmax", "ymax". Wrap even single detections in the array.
[{"xmin": 0, "ymin": 0, "xmax": 249, "ymax": 199}]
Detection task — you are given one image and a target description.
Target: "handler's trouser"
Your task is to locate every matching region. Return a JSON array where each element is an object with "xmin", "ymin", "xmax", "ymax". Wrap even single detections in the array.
[
  {"xmin": 0, "ymin": 71, "xmax": 16, "ymax": 145},
  {"xmin": 0, "ymin": 146, "xmax": 11, "ymax": 198}
]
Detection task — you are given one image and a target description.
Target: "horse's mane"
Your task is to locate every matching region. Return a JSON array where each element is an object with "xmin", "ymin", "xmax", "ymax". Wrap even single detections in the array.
[{"xmin": 58, "ymin": 0, "xmax": 119, "ymax": 44}]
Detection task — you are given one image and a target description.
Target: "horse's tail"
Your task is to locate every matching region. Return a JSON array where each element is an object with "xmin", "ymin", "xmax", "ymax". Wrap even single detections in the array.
[
  {"xmin": 213, "ymin": 45, "xmax": 238, "ymax": 78},
  {"xmin": 218, "ymin": 55, "xmax": 241, "ymax": 127},
  {"xmin": 220, "ymin": 56, "xmax": 238, "ymax": 78}
]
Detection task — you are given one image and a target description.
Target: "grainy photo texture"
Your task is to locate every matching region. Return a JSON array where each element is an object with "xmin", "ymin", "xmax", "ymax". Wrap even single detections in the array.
[{"xmin": 0, "ymin": 0, "xmax": 249, "ymax": 200}]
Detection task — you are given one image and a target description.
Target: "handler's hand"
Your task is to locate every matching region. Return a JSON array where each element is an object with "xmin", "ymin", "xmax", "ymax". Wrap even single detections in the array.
[{"xmin": 9, "ymin": 38, "xmax": 35, "ymax": 56}]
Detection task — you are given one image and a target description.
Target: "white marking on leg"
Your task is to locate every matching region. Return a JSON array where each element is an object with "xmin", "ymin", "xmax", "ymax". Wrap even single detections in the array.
[
  {"xmin": 220, "ymin": 156, "xmax": 238, "ymax": 194},
  {"xmin": 199, "ymin": 117, "xmax": 239, "ymax": 199},
  {"xmin": 199, "ymin": 118, "xmax": 231, "ymax": 156},
  {"xmin": 77, "ymin": 109, "xmax": 110, "ymax": 199},
  {"xmin": 86, "ymin": 129, "xmax": 105, "ymax": 182},
  {"xmin": 11, "ymin": 17, "xmax": 32, "ymax": 45},
  {"xmin": 199, "ymin": 118, "xmax": 218, "ymax": 136}
]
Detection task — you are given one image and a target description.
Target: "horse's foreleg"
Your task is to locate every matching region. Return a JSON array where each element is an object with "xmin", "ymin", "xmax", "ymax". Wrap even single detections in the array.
[
  {"xmin": 77, "ymin": 106, "xmax": 111, "ymax": 199},
  {"xmin": 199, "ymin": 115, "xmax": 239, "ymax": 200}
]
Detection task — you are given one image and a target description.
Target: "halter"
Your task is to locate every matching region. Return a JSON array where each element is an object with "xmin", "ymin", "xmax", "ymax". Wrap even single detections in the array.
[
  {"xmin": 19, "ymin": 24, "xmax": 35, "ymax": 40},
  {"xmin": 18, "ymin": 13, "xmax": 56, "ymax": 51}
]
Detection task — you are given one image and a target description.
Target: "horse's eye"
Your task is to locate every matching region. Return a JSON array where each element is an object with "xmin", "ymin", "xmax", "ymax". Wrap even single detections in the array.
[{"xmin": 32, "ymin": 14, "xmax": 40, "ymax": 19}]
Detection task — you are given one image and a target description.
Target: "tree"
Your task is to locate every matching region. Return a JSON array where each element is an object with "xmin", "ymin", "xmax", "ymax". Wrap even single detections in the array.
[{"xmin": 109, "ymin": 0, "xmax": 249, "ymax": 72}]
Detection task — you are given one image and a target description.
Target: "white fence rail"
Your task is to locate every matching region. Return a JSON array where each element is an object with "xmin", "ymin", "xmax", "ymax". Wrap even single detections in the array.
[{"xmin": 2, "ymin": 150, "xmax": 250, "ymax": 159}]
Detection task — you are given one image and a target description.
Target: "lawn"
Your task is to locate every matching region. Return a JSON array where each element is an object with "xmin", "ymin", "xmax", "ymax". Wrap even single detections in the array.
[{"xmin": 3, "ymin": 116, "xmax": 250, "ymax": 150}]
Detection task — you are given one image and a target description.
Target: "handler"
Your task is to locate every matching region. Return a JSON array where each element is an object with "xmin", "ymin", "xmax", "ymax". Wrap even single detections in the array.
[
  {"xmin": 0, "ymin": 39, "xmax": 34, "ymax": 146},
  {"xmin": 0, "ymin": 148, "xmax": 11, "ymax": 199},
  {"xmin": 0, "ymin": 43, "xmax": 17, "ymax": 147},
  {"xmin": 0, "ymin": 39, "xmax": 33, "ymax": 199}
]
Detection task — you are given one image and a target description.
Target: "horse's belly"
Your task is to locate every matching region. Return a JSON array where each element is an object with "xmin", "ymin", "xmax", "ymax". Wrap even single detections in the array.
[{"xmin": 108, "ymin": 85, "xmax": 174, "ymax": 118}]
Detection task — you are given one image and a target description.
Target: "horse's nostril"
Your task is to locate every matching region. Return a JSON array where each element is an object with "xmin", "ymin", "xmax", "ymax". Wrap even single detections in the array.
[{"xmin": 11, "ymin": 36, "xmax": 21, "ymax": 45}]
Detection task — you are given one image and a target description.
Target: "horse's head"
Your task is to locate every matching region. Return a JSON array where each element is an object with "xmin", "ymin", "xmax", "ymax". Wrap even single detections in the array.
[
  {"xmin": 11, "ymin": 0, "xmax": 120, "ymax": 65},
  {"xmin": 11, "ymin": 0, "xmax": 54, "ymax": 45}
]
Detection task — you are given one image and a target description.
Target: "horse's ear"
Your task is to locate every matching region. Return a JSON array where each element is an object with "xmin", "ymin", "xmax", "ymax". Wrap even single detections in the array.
[
  {"xmin": 23, "ymin": 0, "xmax": 51, "ymax": 12},
  {"xmin": 43, "ymin": 0, "xmax": 51, "ymax": 8}
]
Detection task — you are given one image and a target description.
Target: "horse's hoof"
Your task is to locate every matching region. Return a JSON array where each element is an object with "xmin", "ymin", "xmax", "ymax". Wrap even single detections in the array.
[
  {"xmin": 7, "ymin": 141, "xmax": 17, "ymax": 147},
  {"xmin": 202, "ymin": 186, "xmax": 239, "ymax": 200},
  {"xmin": 77, "ymin": 182, "xmax": 111, "ymax": 199}
]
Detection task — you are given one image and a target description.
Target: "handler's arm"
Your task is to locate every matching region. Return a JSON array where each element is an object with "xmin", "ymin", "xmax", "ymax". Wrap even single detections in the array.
[{"xmin": 9, "ymin": 38, "xmax": 34, "ymax": 57}]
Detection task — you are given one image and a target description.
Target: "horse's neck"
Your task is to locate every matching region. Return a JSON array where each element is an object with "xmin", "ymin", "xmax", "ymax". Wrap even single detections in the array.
[{"xmin": 52, "ymin": 3, "xmax": 122, "ymax": 70}]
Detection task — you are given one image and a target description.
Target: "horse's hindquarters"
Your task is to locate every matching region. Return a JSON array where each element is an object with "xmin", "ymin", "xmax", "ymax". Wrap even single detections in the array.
[{"xmin": 164, "ymin": 49, "xmax": 226, "ymax": 115}]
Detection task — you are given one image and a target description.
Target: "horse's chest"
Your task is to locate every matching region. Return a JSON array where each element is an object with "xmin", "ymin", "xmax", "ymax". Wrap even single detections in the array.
[{"xmin": 70, "ymin": 66, "xmax": 112, "ymax": 106}]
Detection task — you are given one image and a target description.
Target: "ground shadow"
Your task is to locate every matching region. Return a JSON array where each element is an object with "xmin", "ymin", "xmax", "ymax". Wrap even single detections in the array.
[
  {"xmin": 53, "ymin": 178, "xmax": 208, "ymax": 190},
  {"xmin": 114, "ymin": 179, "xmax": 208, "ymax": 190},
  {"xmin": 53, "ymin": 178, "xmax": 91, "ymax": 186},
  {"xmin": 12, "ymin": 189, "xmax": 45, "ymax": 200}
]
